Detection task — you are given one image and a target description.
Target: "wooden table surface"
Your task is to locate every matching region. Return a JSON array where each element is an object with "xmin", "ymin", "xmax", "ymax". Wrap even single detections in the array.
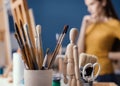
[
  {"xmin": 0, "ymin": 77, "xmax": 117, "ymax": 86},
  {"xmin": 93, "ymin": 82, "xmax": 117, "ymax": 86}
]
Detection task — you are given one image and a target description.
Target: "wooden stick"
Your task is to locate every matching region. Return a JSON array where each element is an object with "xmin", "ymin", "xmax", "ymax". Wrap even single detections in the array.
[
  {"xmin": 14, "ymin": 33, "xmax": 28, "ymax": 66},
  {"xmin": 20, "ymin": 21, "xmax": 34, "ymax": 69},
  {"xmin": 23, "ymin": 23, "xmax": 39, "ymax": 69},
  {"xmin": 15, "ymin": 23, "xmax": 34, "ymax": 69},
  {"xmin": 20, "ymin": 21, "xmax": 39, "ymax": 69},
  {"xmin": 14, "ymin": 32, "xmax": 31, "ymax": 69}
]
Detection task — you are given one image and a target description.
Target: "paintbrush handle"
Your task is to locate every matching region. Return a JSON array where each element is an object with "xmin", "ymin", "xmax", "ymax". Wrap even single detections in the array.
[
  {"xmin": 15, "ymin": 23, "xmax": 23, "ymax": 45},
  {"xmin": 24, "ymin": 24, "xmax": 39, "ymax": 69},
  {"xmin": 48, "ymin": 43, "xmax": 61, "ymax": 69},
  {"xmin": 41, "ymin": 54, "xmax": 48, "ymax": 70},
  {"xmin": 20, "ymin": 22, "xmax": 35, "ymax": 69},
  {"xmin": 36, "ymin": 25, "xmax": 43, "ymax": 69},
  {"xmin": 24, "ymin": 43, "xmax": 34, "ymax": 69},
  {"xmin": 14, "ymin": 33, "xmax": 28, "ymax": 67}
]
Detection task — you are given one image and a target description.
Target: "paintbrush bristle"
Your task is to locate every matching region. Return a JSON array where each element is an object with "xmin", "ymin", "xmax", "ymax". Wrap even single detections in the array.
[
  {"xmin": 46, "ymin": 48, "xmax": 50, "ymax": 54},
  {"xmin": 63, "ymin": 25, "xmax": 69, "ymax": 34},
  {"xmin": 36, "ymin": 25, "xmax": 41, "ymax": 35}
]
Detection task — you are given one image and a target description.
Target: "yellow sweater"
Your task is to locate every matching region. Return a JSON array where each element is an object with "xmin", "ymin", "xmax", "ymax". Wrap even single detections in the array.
[{"xmin": 85, "ymin": 19, "xmax": 120, "ymax": 75}]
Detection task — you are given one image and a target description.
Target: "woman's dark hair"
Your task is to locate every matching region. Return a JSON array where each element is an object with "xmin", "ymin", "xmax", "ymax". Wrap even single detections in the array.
[
  {"xmin": 98, "ymin": 0, "xmax": 119, "ymax": 19},
  {"xmin": 112, "ymin": 39, "xmax": 120, "ymax": 51},
  {"xmin": 98, "ymin": 0, "xmax": 120, "ymax": 51}
]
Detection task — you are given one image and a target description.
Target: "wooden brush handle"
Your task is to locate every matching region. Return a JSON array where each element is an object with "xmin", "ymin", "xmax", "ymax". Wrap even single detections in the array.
[{"xmin": 36, "ymin": 25, "xmax": 43, "ymax": 69}]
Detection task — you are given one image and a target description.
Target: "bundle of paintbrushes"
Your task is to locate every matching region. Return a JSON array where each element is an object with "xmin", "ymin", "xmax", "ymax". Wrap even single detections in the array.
[{"xmin": 14, "ymin": 20, "xmax": 69, "ymax": 70}]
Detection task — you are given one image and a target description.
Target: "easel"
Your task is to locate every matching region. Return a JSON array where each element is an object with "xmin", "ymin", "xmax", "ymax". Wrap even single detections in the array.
[
  {"xmin": 10, "ymin": 0, "xmax": 36, "ymax": 48},
  {"xmin": 0, "ymin": 0, "xmax": 12, "ymax": 66},
  {"xmin": 0, "ymin": 0, "xmax": 11, "ymax": 66},
  {"xmin": 10, "ymin": 0, "xmax": 45, "ymax": 69}
]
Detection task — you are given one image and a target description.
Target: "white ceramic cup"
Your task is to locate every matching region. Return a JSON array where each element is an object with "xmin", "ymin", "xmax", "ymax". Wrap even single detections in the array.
[{"xmin": 24, "ymin": 69, "xmax": 53, "ymax": 86}]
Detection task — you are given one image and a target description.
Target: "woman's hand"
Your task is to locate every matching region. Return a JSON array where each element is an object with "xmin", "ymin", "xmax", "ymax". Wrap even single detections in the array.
[{"xmin": 81, "ymin": 15, "xmax": 92, "ymax": 28}]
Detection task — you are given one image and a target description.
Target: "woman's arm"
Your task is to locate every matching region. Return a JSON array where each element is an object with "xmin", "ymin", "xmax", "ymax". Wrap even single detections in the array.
[
  {"xmin": 109, "ymin": 52, "xmax": 120, "ymax": 60},
  {"xmin": 77, "ymin": 26, "xmax": 86, "ymax": 53},
  {"xmin": 77, "ymin": 15, "xmax": 92, "ymax": 54}
]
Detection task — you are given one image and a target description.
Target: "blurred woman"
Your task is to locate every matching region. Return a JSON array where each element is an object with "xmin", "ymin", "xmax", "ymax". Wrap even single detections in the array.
[{"xmin": 77, "ymin": 0, "xmax": 120, "ymax": 84}]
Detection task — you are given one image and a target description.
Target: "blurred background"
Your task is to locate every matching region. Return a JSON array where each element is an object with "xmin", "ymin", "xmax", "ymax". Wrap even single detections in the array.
[
  {"xmin": 0, "ymin": 0, "xmax": 120, "ymax": 85},
  {"xmin": 8, "ymin": 0, "xmax": 120, "ymax": 52}
]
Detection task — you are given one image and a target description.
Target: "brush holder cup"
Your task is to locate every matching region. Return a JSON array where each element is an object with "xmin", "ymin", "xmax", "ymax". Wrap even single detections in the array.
[{"xmin": 24, "ymin": 69, "xmax": 53, "ymax": 86}]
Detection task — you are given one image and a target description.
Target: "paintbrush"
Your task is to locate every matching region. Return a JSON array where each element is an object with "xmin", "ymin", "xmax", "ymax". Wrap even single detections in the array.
[
  {"xmin": 41, "ymin": 48, "xmax": 50, "ymax": 70},
  {"xmin": 19, "ymin": 21, "xmax": 35, "ymax": 69},
  {"xmin": 35, "ymin": 26, "xmax": 39, "ymax": 68},
  {"xmin": 23, "ymin": 24, "xmax": 32, "ymax": 49},
  {"xmin": 23, "ymin": 23, "xmax": 38, "ymax": 69},
  {"xmin": 14, "ymin": 23, "xmax": 32, "ymax": 69},
  {"xmin": 14, "ymin": 23, "xmax": 23, "ymax": 45},
  {"xmin": 36, "ymin": 25, "xmax": 44, "ymax": 69},
  {"xmin": 21, "ymin": 21, "xmax": 38, "ymax": 70},
  {"xmin": 48, "ymin": 25, "xmax": 69, "ymax": 69},
  {"xmin": 14, "ymin": 33, "xmax": 29, "ymax": 69},
  {"xmin": 14, "ymin": 33, "xmax": 27, "ymax": 64}
]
